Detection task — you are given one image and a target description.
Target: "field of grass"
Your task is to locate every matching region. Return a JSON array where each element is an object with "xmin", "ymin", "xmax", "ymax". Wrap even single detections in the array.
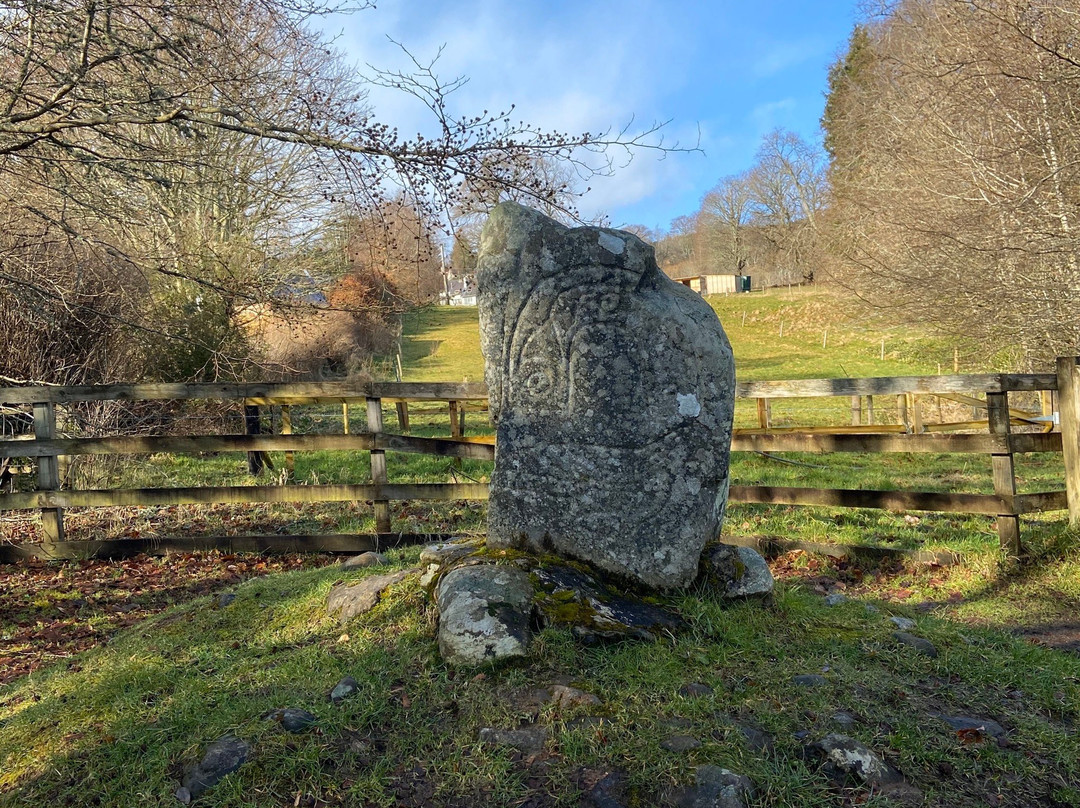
[{"xmin": 3, "ymin": 549, "xmax": 1080, "ymax": 807}]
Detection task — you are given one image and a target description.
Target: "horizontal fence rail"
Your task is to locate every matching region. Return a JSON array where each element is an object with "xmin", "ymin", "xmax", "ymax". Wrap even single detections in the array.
[{"xmin": 1, "ymin": 361, "xmax": 1078, "ymax": 562}]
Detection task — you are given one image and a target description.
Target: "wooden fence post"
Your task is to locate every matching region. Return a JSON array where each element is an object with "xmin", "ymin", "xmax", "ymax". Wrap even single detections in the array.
[
  {"xmin": 366, "ymin": 396, "xmax": 391, "ymax": 534},
  {"xmin": 281, "ymin": 405, "xmax": 295, "ymax": 483},
  {"xmin": 910, "ymin": 394, "xmax": 924, "ymax": 434},
  {"xmin": 1056, "ymin": 356, "xmax": 1080, "ymax": 524},
  {"xmin": 898, "ymin": 394, "xmax": 911, "ymax": 433},
  {"xmin": 449, "ymin": 400, "xmax": 463, "ymax": 440},
  {"xmin": 32, "ymin": 401, "xmax": 64, "ymax": 543},
  {"xmin": 850, "ymin": 395, "xmax": 862, "ymax": 426},
  {"xmin": 987, "ymin": 391, "xmax": 1021, "ymax": 555},
  {"xmin": 866, "ymin": 395, "xmax": 875, "ymax": 426},
  {"xmin": 757, "ymin": 398, "xmax": 771, "ymax": 430},
  {"xmin": 395, "ymin": 401, "xmax": 410, "ymax": 434},
  {"xmin": 244, "ymin": 404, "xmax": 264, "ymax": 475}
]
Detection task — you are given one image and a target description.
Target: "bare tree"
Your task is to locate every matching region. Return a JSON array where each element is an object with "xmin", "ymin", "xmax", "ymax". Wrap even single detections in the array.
[
  {"xmin": 823, "ymin": 0, "xmax": 1080, "ymax": 368},
  {"xmin": 697, "ymin": 173, "xmax": 754, "ymax": 275},
  {"xmin": 0, "ymin": 0, "xmax": 675, "ymax": 383},
  {"xmin": 747, "ymin": 129, "xmax": 827, "ymax": 283}
]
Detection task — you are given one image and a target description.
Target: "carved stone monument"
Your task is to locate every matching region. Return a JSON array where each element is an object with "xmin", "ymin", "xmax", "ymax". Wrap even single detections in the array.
[{"xmin": 477, "ymin": 202, "xmax": 735, "ymax": 589}]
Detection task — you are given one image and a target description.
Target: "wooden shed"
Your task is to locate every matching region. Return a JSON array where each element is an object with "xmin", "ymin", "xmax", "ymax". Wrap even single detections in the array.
[{"xmin": 677, "ymin": 273, "xmax": 751, "ymax": 295}]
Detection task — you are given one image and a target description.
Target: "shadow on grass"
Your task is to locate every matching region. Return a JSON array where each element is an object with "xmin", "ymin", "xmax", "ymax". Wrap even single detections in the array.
[{"xmin": 0, "ymin": 563, "xmax": 430, "ymax": 805}]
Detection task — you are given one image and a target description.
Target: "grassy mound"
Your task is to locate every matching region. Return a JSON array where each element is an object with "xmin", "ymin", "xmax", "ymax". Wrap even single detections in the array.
[{"xmin": 2, "ymin": 547, "xmax": 1079, "ymax": 807}]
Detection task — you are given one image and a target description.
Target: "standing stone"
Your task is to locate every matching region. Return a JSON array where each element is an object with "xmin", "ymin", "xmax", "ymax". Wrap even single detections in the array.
[{"xmin": 477, "ymin": 202, "xmax": 735, "ymax": 590}]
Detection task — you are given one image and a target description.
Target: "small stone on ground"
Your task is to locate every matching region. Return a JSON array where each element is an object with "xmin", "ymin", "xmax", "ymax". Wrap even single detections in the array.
[
  {"xmin": 679, "ymin": 682, "xmax": 714, "ymax": 698},
  {"xmin": 661, "ymin": 734, "xmax": 702, "ymax": 753},
  {"xmin": 892, "ymin": 631, "xmax": 939, "ymax": 657},
  {"xmin": 699, "ymin": 543, "xmax": 774, "ymax": 599},
  {"xmin": 341, "ymin": 552, "xmax": 387, "ymax": 569},
  {"xmin": 265, "ymin": 707, "xmax": 317, "ymax": 733},
  {"xmin": 824, "ymin": 593, "xmax": 848, "ymax": 606},
  {"xmin": 673, "ymin": 764, "xmax": 754, "ymax": 808},
  {"xmin": 178, "ymin": 734, "xmax": 250, "ymax": 802},
  {"xmin": 548, "ymin": 684, "xmax": 602, "ymax": 709},
  {"xmin": 793, "ymin": 674, "xmax": 827, "ymax": 687},
  {"xmin": 889, "ymin": 616, "xmax": 916, "ymax": 630},
  {"xmin": 327, "ymin": 570, "xmax": 410, "ymax": 623},
  {"xmin": 814, "ymin": 733, "xmax": 904, "ymax": 786},
  {"xmin": 329, "ymin": 676, "xmax": 358, "ymax": 703},
  {"xmin": 478, "ymin": 725, "xmax": 549, "ymax": 754},
  {"xmin": 738, "ymin": 724, "xmax": 774, "ymax": 753},
  {"xmin": 935, "ymin": 714, "xmax": 1006, "ymax": 738}
]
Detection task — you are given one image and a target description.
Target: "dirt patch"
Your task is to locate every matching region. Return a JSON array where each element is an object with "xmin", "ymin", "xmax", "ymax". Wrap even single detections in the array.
[{"xmin": 0, "ymin": 551, "xmax": 337, "ymax": 684}]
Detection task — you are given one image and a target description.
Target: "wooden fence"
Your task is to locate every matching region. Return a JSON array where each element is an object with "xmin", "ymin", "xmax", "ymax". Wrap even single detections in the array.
[{"xmin": 2, "ymin": 359, "xmax": 1080, "ymax": 562}]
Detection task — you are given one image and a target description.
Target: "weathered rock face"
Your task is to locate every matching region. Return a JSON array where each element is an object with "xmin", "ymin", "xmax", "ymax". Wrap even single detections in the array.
[
  {"xmin": 435, "ymin": 565, "xmax": 534, "ymax": 666},
  {"xmin": 477, "ymin": 202, "xmax": 735, "ymax": 589}
]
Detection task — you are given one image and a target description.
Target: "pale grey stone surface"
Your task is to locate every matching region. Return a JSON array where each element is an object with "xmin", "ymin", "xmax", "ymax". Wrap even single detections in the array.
[
  {"xmin": 477, "ymin": 202, "xmax": 735, "ymax": 590},
  {"xmin": 699, "ymin": 543, "xmax": 774, "ymax": 599},
  {"xmin": 435, "ymin": 565, "xmax": 534, "ymax": 666},
  {"xmin": 341, "ymin": 551, "xmax": 387, "ymax": 569},
  {"xmin": 813, "ymin": 733, "xmax": 903, "ymax": 786},
  {"xmin": 326, "ymin": 570, "xmax": 410, "ymax": 623}
]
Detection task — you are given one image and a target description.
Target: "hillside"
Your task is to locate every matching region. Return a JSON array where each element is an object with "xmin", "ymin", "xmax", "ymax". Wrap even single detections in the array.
[{"xmin": 396, "ymin": 287, "xmax": 965, "ymax": 384}]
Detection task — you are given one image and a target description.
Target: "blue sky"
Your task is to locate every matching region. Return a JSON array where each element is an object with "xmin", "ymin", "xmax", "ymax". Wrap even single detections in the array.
[{"xmin": 327, "ymin": 0, "xmax": 859, "ymax": 231}]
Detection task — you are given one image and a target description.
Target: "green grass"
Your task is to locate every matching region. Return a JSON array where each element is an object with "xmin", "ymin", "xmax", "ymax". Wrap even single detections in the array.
[{"xmin": 3, "ymin": 551, "xmax": 1080, "ymax": 806}]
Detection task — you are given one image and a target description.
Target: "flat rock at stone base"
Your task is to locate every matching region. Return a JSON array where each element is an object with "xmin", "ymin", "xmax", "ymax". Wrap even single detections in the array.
[
  {"xmin": 419, "ymin": 539, "xmax": 485, "ymax": 592},
  {"xmin": 341, "ymin": 551, "xmax": 387, "ymax": 569},
  {"xmin": 436, "ymin": 565, "xmax": 534, "ymax": 666},
  {"xmin": 532, "ymin": 561, "xmax": 684, "ymax": 643},
  {"xmin": 478, "ymin": 201, "xmax": 735, "ymax": 590},
  {"xmin": 813, "ymin": 733, "xmax": 904, "ymax": 787},
  {"xmin": 327, "ymin": 569, "xmax": 410, "ymax": 623},
  {"xmin": 892, "ymin": 631, "xmax": 939, "ymax": 658},
  {"xmin": 478, "ymin": 725, "xmax": 549, "ymax": 754},
  {"xmin": 671, "ymin": 764, "xmax": 755, "ymax": 808},
  {"xmin": 698, "ymin": 544, "xmax": 774, "ymax": 599},
  {"xmin": 420, "ymin": 539, "xmax": 483, "ymax": 567},
  {"xmin": 178, "ymin": 734, "xmax": 250, "ymax": 801}
]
